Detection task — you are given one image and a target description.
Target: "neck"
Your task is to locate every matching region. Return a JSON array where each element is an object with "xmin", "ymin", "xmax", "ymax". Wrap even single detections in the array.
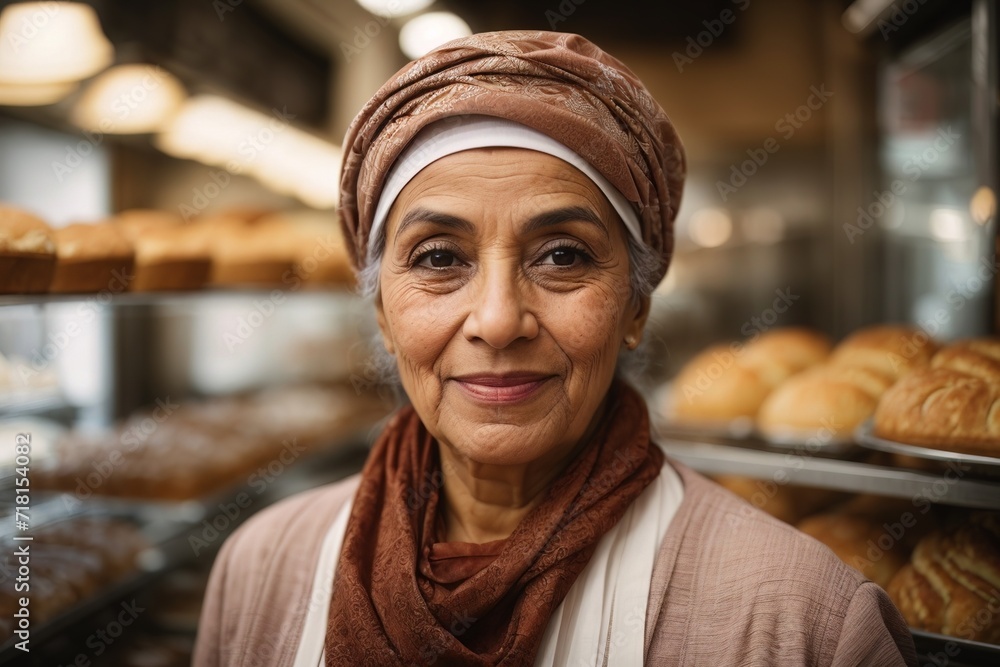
[{"xmin": 435, "ymin": 395, "xmax": 611, "ymax": 544}]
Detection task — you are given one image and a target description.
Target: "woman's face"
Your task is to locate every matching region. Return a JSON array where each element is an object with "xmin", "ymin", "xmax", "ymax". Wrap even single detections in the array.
[{"xmin": 377, "ymin": 148, "xmax": 649, "ymax": 467}]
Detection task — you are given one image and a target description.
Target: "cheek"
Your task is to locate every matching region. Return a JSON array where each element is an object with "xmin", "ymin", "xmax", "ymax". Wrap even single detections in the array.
[
  {"xmin": 543, "ymin": 284, "xmax": 628, "ymax": 364},
  {"xmin": 383, "ymin": 286, "xmax": 463, "ymax": 371}
]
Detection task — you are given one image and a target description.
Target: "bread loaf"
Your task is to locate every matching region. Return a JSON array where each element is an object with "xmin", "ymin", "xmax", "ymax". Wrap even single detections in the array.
[
  {"xmin": 668, "ymin": 328, "xmax": 831, "ymax": 423},
  {"xmin": 0, "ymin": 205, "xmax": 56, "ymax": 293},
  {"xmin": 113, "ymin": 209, "xmax": 212, "ymax": 291},
  {"xmin": 50, "ymin": 222, "xmax": 135, "ymax": 293},
  {"xmin": 886, "ymin": 513, "xmax": 1000, "ymax": 643},
  {"xmin": 798, "ymin": 512, "xmax": 910, "ymax": 588},
  {"xmin": 875, "ymin": 338, "xmax": 1000, "ymax": 455}
]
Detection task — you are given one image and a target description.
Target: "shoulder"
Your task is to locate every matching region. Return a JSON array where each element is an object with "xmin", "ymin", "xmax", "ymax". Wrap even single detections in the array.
[
  {"xmin": 658, "ymin": 461, "xmax": 866, "ymax": 595},
  {"xmin": 646, "ymin": 462, "xmax": 915, "ymax": 664},
  {"xmin": 219, "ymin": 473, "xmax": 361, "ymax": 568},
  {"xmin": 195, "ymin": 474, "xmax": 362, "ymax": 666}
]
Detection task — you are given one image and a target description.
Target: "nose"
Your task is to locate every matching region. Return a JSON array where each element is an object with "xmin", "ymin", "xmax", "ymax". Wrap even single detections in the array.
[{"xmin": 462, "ymin": 262, "xmax": 539, "ymax": 349}]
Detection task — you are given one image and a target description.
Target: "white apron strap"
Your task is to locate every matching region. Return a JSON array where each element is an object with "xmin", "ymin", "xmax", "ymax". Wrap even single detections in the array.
[
  {"xmin": 534, "ymin": 458, "xmax": 683, "ymax": 667},
  {"xmin": 292, "ymin": 496, "xmax": 354, "ymax": 667}
]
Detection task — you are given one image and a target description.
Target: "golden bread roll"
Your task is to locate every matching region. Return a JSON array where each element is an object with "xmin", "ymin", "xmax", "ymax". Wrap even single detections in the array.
[
  {"xmin": 669, "ymin": 344, "xmax": 772, "ymax": 422},
  {"xmin": 758, "ymin": 364, "xmax": 894, "ymax": 440},
  {"xmin": 887, "ymin": 513, "xmax": 1000, "ymax": 643},
  {"xmin": 830, "ymin": 325, "xmax": 937, "ymax": 381},
  {"xmin": 797, "ymin": 513, "xmax": 909, "ymax": 588},
  {"xmin": 50, "ymin": 223, "xmax": 135, "ymax": 293},
  {"xmin": 0, "ymin": 205, "xmax": 56, "ymax": 293},
  {"xmin": 875, "ymin": 338, "xmax": 1000, "ymax": 455},
  {"xmin": 113, "ymin": 209, "xmax": 212, "ymax": 291},
  {"xmin": 739, "ymin": 327, "xmax": 833, "ymax": 371},
  {"xmin": 668, "ymin": 328, "xmax": 832, "ymax": 424},
  {"xmin": 759, "ymin": 325, "xmax": 937, "ymax": 442}
]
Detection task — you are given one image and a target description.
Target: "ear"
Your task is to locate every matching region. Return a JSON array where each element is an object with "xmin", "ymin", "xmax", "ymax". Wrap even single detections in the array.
[
  {"xmin": 624, "ymin": 294, "xmax": 651, "ymax": 346},
  {"xmin": 374, "ymin": 292, "xmax": 396, "ymax": 355}
]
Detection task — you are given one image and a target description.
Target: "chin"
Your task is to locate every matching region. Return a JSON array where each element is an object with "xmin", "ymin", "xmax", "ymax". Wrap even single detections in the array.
[{"xmin": 449, "ymin": 421, "xmax": 559, "ymax": 466}]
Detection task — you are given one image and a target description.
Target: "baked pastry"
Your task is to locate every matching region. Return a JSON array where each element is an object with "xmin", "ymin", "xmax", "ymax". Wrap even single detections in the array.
[
  {"xmin": 195, "ymin": 216, "xmax": 297, "ymax": 287},
  {"xmin": 668, "ymin": 328, "xmax": 832, "ymax": 424},
  {"xmin": 114, "ymin": 209, "xmax": 212, "ymax": 291},
  {"xmin": 886, "ymin": 513, "xmax": 1000, "ymax": 643},
  {"xmin": 758, "ymin": 364, "xmax": 894, "ymax": 441},
  {"xmin": 0, "ymin": 205, "xmax": 56, "ymax": 293},
  {"xmin": 49, "ymin": 222, "xmax": 135, "ymax": 293},
  {"xmin": 830, "ymin": 325, "xmax": 937, "ymax": 381},
  {"xmin": 758, "ymin": 325, "xmax": 937, "ymax": 441},
  {"xmin": 797, "ymin": 512, "xmax": 909, "ymax": 588},
  {"xmin": 256, "ymin": 211, "xmax": 354, "ymax": 287},
  {"xmin": 875, "ymin": 338, "xmax": 1000, "ymax": 455}
]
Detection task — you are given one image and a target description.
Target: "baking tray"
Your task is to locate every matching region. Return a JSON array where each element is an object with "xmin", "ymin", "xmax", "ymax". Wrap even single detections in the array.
[
  {"xmin": 855, "ymin": 420, "xmax": 1000, "ymax": 475},
  {"xmin": 754, "ymin": 427, "xmax": 858, "ymax": 455},
  {"xmin": 910, "ymin": 628, "xmax": 1000, "ymax": 665}
]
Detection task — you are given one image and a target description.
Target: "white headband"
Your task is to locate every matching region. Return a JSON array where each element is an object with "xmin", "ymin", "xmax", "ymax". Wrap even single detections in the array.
[{"xmin": 369, "ymin": 116, "xmax": 642, "ymax": 255}]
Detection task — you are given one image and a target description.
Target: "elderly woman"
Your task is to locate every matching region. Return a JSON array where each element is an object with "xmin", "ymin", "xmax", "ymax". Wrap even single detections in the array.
[{"xmin": 194, "ymin": 32, "xmax": 916, "ymax": 666}]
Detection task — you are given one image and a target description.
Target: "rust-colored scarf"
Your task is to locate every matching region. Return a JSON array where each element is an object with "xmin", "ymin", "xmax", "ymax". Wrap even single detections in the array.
[{"xmin": 325, "ymin": 380, "xmax": 664, "ymax": 666}]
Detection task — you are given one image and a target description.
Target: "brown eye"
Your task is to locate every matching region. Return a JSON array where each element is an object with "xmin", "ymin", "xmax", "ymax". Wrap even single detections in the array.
[
  {"xmin": 418, "ymin": 250, "xmax": 458, "ymax": 268},
  {"xmin": 542, "ymin": 247, "xmax": 585, "ymax": 266}
]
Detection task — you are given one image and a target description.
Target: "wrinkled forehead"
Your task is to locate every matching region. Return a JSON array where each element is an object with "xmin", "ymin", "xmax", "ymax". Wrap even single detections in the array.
[{"xmin": 384, "ymin": 147, "xmax": 624, "ymax": 240}]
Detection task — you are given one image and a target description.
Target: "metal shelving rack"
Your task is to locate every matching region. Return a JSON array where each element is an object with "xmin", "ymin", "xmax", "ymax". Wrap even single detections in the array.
[{"xmin": 657, "ymin": 435, "xmax": 1000, "ymax": 510}]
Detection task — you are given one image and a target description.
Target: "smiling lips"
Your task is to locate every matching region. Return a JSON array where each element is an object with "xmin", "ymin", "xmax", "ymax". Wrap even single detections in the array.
[{"xmin": 452, "ymin": 373, "xmax": 553, "ymax": 404}]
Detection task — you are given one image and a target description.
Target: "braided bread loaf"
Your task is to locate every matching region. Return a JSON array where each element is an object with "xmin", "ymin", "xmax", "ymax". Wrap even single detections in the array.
[
  {"xmin": 874, "ymin": 338, "xmax": 1000, "ymax": 455},
  {"xmin": 886, "ymin": 513, "xmax": 1000, "ymax": 643}
]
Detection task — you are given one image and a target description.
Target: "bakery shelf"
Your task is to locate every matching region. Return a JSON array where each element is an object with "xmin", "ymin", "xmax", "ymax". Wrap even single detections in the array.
[
  {"xmin": 0, "ymin": 430, "xmax": 372, "ymax": 665},
  {"xmin": 657, "ymin": 436, "xmax": 1000, "ymax": 510},
  {"xmin": 0, "ymin": 287, "xmax": 356, "ymax": 309}
]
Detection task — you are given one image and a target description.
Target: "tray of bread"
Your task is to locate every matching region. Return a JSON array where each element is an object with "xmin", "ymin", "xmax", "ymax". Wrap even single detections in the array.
[
  {"xmin": 850, "ymin": 337, "xmax": 1000, "ymax": 475},
  {"xmin": 659, "ymin": 324, "xmax": 939, "ymax": 453},
  {"xmin": 856, "ymin": 420, "xmax": 1000, "ymax": 469}
]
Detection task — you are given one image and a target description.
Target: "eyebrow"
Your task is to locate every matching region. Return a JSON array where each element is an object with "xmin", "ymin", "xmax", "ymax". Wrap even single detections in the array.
[
  {"xmin": 395, "ymin": 205, "xmax": 609, "ymax": 240},
  {"xmin": 524, "ymin": 205, "xmax": 609, "ymax": 239},
  {"xmin": 395, "ymin": 207, "xmax": 475, "ymax": 240}
]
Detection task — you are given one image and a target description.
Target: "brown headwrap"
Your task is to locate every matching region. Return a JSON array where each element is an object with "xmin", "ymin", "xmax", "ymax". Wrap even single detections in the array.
[
  {"xmin": 325, "ymin": 379, "xmax": 664, "ymax": 665},
  {"xmin": 338, "ymin": 30, "xmax": 686, "ymax": 285}
]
